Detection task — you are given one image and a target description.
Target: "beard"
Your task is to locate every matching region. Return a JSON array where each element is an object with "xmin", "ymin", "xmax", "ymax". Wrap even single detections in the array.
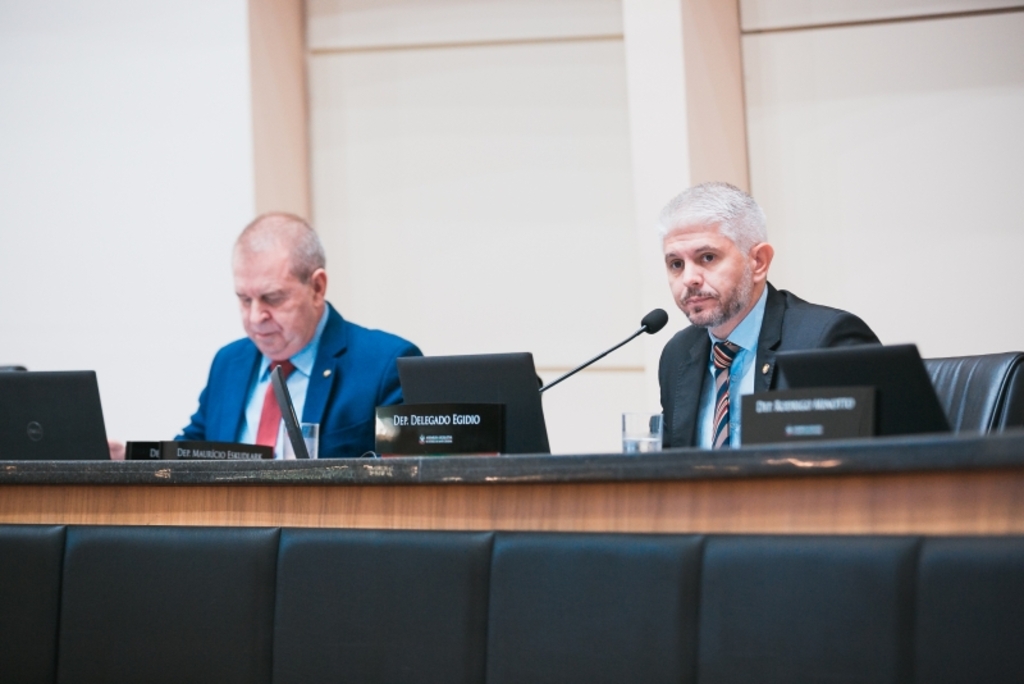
[{"xmin": 682, "ymin": 267, "xmax": 754, "ymax": 330}]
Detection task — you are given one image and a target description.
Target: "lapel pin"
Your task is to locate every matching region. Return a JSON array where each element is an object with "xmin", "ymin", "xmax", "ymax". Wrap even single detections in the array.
[
  {"xmin": 762, "ymin": 363, "xmax": 770, "ymax": 375},
  {"xmin": 323, "ymin": 369, "xmax": 332, "ymax": 378}
]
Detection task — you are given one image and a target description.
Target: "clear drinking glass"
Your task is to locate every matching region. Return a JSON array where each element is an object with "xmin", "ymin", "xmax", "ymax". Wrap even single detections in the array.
[
  {"xmin": 622, "ymin": 413, "xmax": 663, "ymax": 454},
  {"xmin": 279, "ymin": 422, "xmax": 319, "ymax": 459}
]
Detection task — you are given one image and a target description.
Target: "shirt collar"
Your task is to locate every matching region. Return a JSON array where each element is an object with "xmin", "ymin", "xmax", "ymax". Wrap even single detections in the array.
[
  {"xmin": 708, "ymin": 285, "xmax": 769, "ymax": 351},
  {"xmin": 258, "ymin": 306, "xmax": 330, "ymax": 380}
]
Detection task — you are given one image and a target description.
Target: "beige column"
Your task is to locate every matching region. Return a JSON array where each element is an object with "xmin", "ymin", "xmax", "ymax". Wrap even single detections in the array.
[
  {"xmin": 622, "ymin": 0, "xmax": 749, "ymax": 409},
  {"xmin": 248, "ymin": 0, "xmax": 311, "ymax": 219}
]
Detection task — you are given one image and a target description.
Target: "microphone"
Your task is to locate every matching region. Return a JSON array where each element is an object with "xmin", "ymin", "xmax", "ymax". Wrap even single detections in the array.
[
  {"xmin": 539, "ymin": 309, "xmax": 669, "ymax": 393},
  {"xmin": 640, "ymin": 308, "xmax": 669, "ymax": 334}
]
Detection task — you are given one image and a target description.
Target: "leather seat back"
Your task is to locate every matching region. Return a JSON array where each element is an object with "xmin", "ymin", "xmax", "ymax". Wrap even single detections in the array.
[
  {"xmin": 5, "ymin": 524, "xmax": 1024, "ymax": 684},
  {"xmin": 697, "ymin": 536, "xmax": 919, "ymax": 684},
  {"xmin": 0, "ymin": 525, "xmax": 65, "ymax": 683},
  {"xmin": 915, "ymin": 537, "xmax": 1024, "ymax": 683},
  {"xmin": 273, "ymin": 529, "xmax": 493, "ymax": 684},
  {"xmin": 57, "ymin": 526, "xmax": 279, "ymax": 684},
  {"xmin": 924, "ymin": 352, "xmax": 1024, "ymax": 432},
  {"xmin": 485, "ymin": 532, "xmax": 703, "ymax": 684}
]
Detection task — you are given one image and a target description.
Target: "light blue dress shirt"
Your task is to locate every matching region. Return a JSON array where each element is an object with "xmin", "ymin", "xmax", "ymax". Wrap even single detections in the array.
[
  {"xmin": 237, "ymin": 307, "xmax": 330, "ymax": 458},
  {"xmin": 696, "ymin": 286, "xmax": 768, "ymax": 449}
]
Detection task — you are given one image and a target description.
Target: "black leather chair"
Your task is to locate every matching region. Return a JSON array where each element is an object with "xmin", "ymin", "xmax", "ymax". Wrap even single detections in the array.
[
  {"xmin": 273, "ymin": 529, "xmax": 493, "ymax": 684},
  {"xmin": 485, "ymin": 532, "xmax": 703, "ymax": 684},
  {"xmin": 697, "ymin": 536, "xmax": 919, "ymax": 684},
  {"xmin": 0, "ymin": 525, "xmax": 65, "ymax": 683},
  {"xmin": 58, "ymin": 526, "xmax": 280, "ymax": 684},
  {"xmin": 915, "ymin": 537, "xmax": 1024, "ymax": 684},
  {"xmin": 924, "ymin": 352, "xmax": 1024, "ymax": 432},
  {"xmin": 6, "ymin": 524, "xmax": 1024, "ymax": 684}
]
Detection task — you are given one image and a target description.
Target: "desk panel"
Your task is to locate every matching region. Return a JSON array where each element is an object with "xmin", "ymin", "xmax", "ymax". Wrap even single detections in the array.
[{"xmin": 3, "ymin": 467, "xmax": 1023, "ymax": 534}]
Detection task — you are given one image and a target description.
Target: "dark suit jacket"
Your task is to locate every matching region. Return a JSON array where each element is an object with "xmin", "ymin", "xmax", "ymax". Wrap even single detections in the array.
[
  {"xmin": 659, "ymin": 284, "xmax": 879, "ymax": 448},
  {"xmin": 178, "ymin": 303, "xmax": 422, "ymax": 457}
]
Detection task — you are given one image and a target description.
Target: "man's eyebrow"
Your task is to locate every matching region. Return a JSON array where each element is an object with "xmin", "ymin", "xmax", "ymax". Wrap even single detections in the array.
[
  {"xmin": 235, "ymin": 289, "xmax": 287, "ymax": 299},
  {"xmin": 664, "ymin": 244, "xmax": 718, "ymax": 259},
  {"xmin": 691, "ymin": 244, "xmax": 718, "ymax": 253}
]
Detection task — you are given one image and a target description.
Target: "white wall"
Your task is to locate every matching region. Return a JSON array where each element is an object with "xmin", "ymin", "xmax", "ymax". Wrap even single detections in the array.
[
  {"xmin": 0, "ymin": 1, "xmax": 256, "ymax": 442},
  {"xmin": 308, "ymin": 0, "xmax": 651, "ymax": 454},
  {"xmin": 743, "ymin": 5, "xmax": 1024, "ymax": 357},
  {"xmin": 740, "ymin": 0, "xmax": 1024, "ymax": 30},
  {"xmin": 619, "ymin": 0, "xmax": 692, "ymax": 389}
]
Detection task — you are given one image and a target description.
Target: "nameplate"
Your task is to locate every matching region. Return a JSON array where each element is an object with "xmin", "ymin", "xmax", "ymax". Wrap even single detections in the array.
[
  {"xmin": 742, "ymin": 387, "xmax": 875, "ymax": 445},
  {"xmin": 125, "ymin": 441, "xmax": 273, "ymax": 461},
  {"xmin": 375, "ymin": 403, "xmax": 505, "ymax": 457}
]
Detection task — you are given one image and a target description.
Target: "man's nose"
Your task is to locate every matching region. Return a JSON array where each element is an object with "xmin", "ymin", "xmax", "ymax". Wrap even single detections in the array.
[
  {"xmin": 246, "ymin": 300, "xmax": 269, "ymax": 324},
  {"xmin": 683, "ymin": 264, "xmax": 703, "ymax": 289}
]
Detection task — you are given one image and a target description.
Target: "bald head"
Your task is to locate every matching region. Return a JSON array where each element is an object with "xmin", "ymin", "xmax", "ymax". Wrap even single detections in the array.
[{"xmin": 235, "ymin": 212, "xmax": 326, "ymax": 284}]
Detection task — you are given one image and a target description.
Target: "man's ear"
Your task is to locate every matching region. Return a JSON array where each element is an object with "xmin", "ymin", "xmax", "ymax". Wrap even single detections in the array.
[
  {"xmin": 310, "ymin": 268, "xmax": 328, "ymax": 300},
  {"xmin": 750, "ymin": 242, "xmax": 774, "ymax": 281}
]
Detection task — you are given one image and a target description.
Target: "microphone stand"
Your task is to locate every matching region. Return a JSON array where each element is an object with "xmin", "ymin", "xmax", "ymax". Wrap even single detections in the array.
[{"xmin": 539, "ymin": 326, "xmax": 648, "ymax": 393}]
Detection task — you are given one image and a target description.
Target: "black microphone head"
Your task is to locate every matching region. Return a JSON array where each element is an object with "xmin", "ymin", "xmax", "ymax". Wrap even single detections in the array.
[{"xmin": 641, "ymin": 308, "xmax": 669, "ymax": 334}]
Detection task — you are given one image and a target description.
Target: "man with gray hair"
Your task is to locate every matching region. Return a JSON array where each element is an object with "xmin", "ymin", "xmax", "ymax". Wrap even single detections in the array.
[
  {"xmin": 177, "ymin": 212, "xmax": 421, "ymax": 458},
  {"xmin": 658, "ymin": 182, "xmax": 878, "ymax": 449}
]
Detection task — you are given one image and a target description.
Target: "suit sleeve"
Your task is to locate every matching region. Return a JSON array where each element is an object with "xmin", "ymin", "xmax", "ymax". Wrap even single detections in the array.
[{"xmin": 375, "ymin": 341, "xmax": 424, "ymax": 407}]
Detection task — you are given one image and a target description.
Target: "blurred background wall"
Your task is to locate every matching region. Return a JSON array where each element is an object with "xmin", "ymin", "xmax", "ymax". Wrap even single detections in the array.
[
  {"xmin": 0, "ymin": 1, "xmax": 255, "ymax": 443},
  {"xmin": 1, "ymin": 0, "xmax": 1021, "ymax": 453}
]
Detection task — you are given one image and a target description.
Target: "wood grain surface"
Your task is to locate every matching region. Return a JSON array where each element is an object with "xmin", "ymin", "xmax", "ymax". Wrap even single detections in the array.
[{"xmin": 2, "ymin": 467, "xmax": 1023, "ymax": 534}]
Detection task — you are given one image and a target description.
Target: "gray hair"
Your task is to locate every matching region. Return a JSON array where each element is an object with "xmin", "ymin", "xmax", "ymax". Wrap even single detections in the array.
[
  {"xmin": 235, "ymin": 212, "xmax": 326, "ymax": 283},
  {"xmin": 657, "ymin": 182, "xmax": 767, "ymax": 252}
]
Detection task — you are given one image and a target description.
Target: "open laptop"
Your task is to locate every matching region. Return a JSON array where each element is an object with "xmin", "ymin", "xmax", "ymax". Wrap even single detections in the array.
[
  {"xmin": 397, "ymin": 353, "xmax": 551, "ymax": 454},
  {"xmin": 775, "ymin": 344, "xmax": 951, "ymax": 437},
  {"xmin": 0, "ymin": 371, "xmax": 109, "ymax": 460}
]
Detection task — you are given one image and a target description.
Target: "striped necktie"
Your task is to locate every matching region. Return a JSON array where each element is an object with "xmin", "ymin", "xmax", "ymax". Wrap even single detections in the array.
[{"xmin": 712, "ymin": 341, "xmax": 741, "ymax": 449}]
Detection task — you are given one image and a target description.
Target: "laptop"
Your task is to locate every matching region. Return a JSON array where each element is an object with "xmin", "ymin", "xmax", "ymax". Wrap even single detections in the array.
[
  {"xmin": 0, "ymin": 371, "xmax": 110, "ymax": 460},
  {"xmin": 397, "ymin": 353, "xmax": 551, "ymax": 454},
  {"xmin": 775, "ymin": 344, "xmax": 951, "ymax": 437}
]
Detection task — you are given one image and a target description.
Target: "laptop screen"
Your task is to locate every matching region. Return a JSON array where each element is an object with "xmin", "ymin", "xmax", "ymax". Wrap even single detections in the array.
[
  {"xmin": 775, "ymin": 344, "xmax": 951, "ymax": 437},
  {"xmin": 0, "ymin": 371, "xmax": 109, "ymax": 460},
  {"xmin": 397, "ymin": 353, "xmax": 550, "ymax": 454}
]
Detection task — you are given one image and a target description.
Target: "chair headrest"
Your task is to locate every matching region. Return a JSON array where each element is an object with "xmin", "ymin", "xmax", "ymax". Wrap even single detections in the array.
[{"xmin": 924, "ymin": 352, "xmax": 1024, "ymax": 432}]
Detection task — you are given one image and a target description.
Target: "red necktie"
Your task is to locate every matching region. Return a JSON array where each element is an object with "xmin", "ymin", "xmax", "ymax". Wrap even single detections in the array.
[{"xmin": 255, "ymin": 360, "xmax": 295, "ymax": 447}]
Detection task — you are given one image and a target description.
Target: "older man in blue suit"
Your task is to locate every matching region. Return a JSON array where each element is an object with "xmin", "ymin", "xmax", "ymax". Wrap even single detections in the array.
[{"xmin": 177, "ymin": 212, "xmax": 421, "ymax": 458}]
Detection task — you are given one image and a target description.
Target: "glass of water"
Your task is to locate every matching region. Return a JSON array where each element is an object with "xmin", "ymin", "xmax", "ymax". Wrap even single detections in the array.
[
  {"xmin": 279, "ymin": 422, "xmax": 320, "ymax": 459},
  {"xmin": 622, "ymin": 413, "xmax": 663, "ymax": 454}
]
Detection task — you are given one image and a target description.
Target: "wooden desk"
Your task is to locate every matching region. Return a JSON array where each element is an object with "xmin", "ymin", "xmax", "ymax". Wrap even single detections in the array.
[{"xmin": 3, "ymin": 432, "xmax": 1024, "ymax": 534}]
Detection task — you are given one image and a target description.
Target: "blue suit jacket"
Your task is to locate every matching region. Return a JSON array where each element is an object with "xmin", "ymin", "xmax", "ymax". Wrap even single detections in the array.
[{"xmin": 178, "ymin": 304, "xmax": 422, "ymax": 457}]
